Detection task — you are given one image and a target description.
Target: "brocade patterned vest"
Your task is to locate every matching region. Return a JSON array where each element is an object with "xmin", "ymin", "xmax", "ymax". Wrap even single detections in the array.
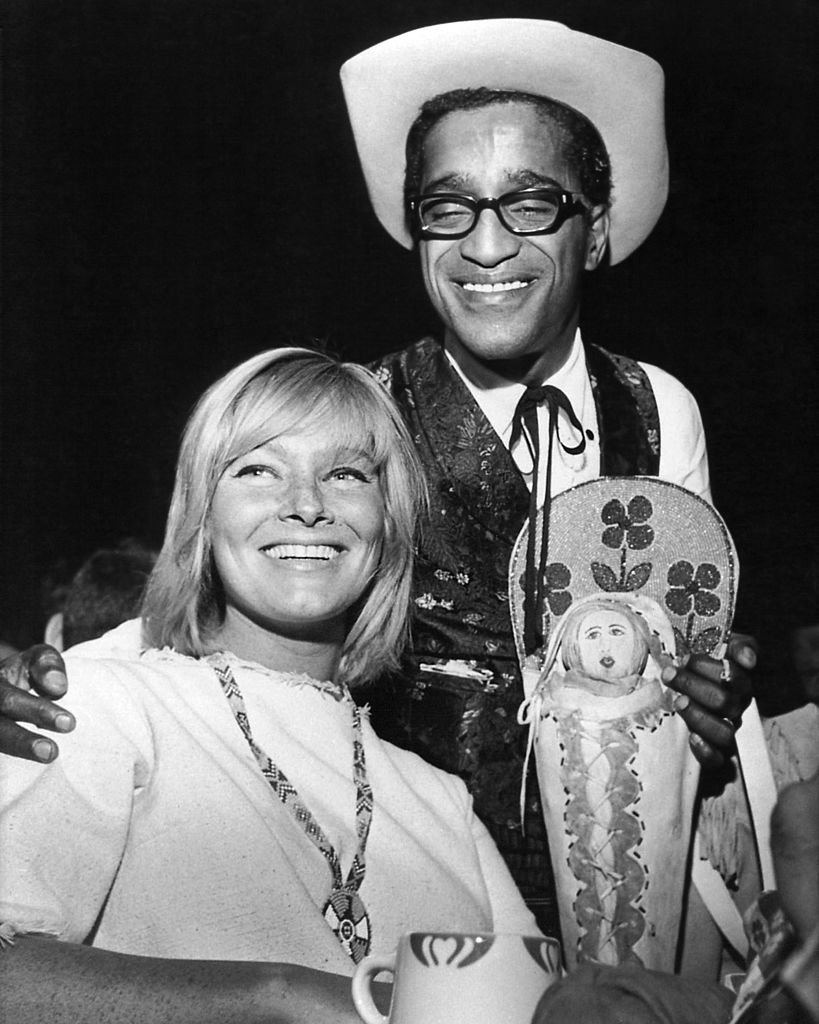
[{"xmin": 365, "ymin": 337, "xmax": 660, "ymax": 938}]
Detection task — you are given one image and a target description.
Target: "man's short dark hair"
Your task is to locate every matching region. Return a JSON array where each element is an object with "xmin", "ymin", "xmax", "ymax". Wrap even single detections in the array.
[
  {"xmin": 62, "ymin": 544, "xmax": 157, "ymax": 648},
  {"xmin": 404, "ymin": 87, "xmax": 612, "ymax": 216}
]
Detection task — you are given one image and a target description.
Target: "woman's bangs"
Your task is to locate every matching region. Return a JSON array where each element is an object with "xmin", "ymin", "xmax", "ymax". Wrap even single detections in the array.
[
  {"xmin": 220, "ymin": 375, "xmax": 319, "ymax": 468},
  {"xmin": 319, "ymin": 404, "xmax": 386, "ymax": 466},
  {"xmin": 216, "ymin": 368, "xmax": 387, "ymax": 471},
  {"xmin": 299, "ymin": 377, "xmax": 393, "ymax": 467}
]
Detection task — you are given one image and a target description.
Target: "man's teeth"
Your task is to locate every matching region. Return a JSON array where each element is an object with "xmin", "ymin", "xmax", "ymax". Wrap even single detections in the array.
[
  {"xmin": 462, "ymin": 280, "xmax": 531, "ymax": 293},
  {"xmin": 263, "ymin": 545, "xmax": 339, "ymax": 560}
]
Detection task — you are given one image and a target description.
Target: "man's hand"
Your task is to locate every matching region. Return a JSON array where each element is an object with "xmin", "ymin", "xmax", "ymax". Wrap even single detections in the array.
[
  {"xmin": 662, "ymin": 632, "xmax": 757, "ymax": 768},
  {"xmin": 0, "ymin": 644, "xmax": 74, "ymax": 762}
]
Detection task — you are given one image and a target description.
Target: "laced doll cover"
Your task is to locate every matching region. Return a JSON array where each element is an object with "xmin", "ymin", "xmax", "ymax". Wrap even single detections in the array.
[{"xmin": 510, "ymin": 478, "xmax": 738, "ymax": 971}]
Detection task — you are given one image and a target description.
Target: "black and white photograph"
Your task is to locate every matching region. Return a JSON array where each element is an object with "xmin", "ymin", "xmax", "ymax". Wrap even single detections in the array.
[{"xmin": 1, "ymin": 2, "xmax": 817, "ymax": 1021}]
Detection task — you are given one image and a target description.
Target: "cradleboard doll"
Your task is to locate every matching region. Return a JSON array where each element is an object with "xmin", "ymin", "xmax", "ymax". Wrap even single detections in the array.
[{"xmin": 510, "ymin": 478, "xmax": 745, "ymax": 972}]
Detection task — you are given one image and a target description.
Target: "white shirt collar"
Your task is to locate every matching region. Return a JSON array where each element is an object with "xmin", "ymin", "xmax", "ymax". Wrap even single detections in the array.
[
  {"xmin": 445, "ymin": 330, "xmax": 593, "ymax": 442},
  {"xmin": 444, "ymin": 330, "xmax": 599, "ymax": 497}
]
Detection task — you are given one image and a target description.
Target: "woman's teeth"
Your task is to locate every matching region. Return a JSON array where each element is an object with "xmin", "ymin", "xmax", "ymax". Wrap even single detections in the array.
[{"xmin": 263, "ymin": 545, "xmax": 338, "ymax": 560}]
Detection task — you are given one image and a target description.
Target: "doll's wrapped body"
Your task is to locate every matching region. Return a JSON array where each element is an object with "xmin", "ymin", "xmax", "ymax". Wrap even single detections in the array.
[{"xmin": 520, "ymin": 595, "xmax": 700, "ymax": 972}]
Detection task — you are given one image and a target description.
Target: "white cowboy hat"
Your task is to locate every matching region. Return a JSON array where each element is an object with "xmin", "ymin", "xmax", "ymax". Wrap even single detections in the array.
[{"xmin": 340, "ymin": 19, "xmax": 668, "ymax": 265}]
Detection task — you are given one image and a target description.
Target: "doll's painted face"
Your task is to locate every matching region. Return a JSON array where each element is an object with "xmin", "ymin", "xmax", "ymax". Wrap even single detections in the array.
[{"xmin": 574, "ymin": 608, "xmax": 643, "ymax": 683}]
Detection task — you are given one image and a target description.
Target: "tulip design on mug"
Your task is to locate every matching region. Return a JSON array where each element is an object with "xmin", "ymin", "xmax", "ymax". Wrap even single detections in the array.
[
  {"xmin": 408, "ymin": 932, "xmax": 560, "ymax": 974},
  {"xmin": 352, "ymin": 931, "xmax": 562, "ymax": 1024},
  {"xmin": 409, "ymin": 932, "xmax": 493, "ymax": 968}
]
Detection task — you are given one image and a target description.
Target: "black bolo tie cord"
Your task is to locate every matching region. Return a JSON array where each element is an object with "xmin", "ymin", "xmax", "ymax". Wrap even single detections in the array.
[{"xmin": 509, "ymin": 385, "xmax": 586, "ymax": 654}]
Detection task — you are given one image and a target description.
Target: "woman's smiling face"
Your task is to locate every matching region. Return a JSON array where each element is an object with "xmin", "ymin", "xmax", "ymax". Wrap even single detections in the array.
[{"xmin": 208, "ymin": 425, "xmax": 386, "ymax": 646}]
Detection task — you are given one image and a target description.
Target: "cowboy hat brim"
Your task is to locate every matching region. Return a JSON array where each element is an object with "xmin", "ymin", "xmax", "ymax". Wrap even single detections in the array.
[{"xmin": 340, "ymin": 19, "xmax": 668, "ymax": 265}]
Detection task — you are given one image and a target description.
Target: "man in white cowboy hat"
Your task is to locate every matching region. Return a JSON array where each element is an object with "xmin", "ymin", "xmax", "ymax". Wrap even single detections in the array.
[{"xmin": 339, "ymin": 19, "xmax": 757, "ymax": 942}]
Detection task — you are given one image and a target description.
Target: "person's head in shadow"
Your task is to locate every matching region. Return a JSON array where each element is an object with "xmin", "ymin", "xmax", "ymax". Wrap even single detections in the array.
[{"xmin": 44, "ymin": 541, "xmax": 157, "ymax": 651}]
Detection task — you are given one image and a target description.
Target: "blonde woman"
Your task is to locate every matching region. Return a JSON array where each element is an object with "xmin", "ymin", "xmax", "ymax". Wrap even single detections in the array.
[{"xmin": 0, "ymin": 348, "xmax": 537, "ymax": 1024}]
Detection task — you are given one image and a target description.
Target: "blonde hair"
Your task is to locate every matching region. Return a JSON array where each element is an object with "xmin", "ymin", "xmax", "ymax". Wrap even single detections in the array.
[{"xmin": 141, "ymin": 347, "xmax": 426, "ymax": 687}]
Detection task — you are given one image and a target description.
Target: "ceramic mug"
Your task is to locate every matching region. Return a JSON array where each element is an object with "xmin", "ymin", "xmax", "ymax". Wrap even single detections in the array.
[{"xmin": 352, "ymin": 931, "xmax": 562, "ymax": 1024}]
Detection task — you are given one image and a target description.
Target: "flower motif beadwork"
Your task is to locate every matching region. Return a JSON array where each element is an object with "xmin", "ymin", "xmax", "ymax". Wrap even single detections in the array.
[
  {"xmin": 665, "ymin": 561, "xmax": 721, "ymax": 617},
  {"xmin": 665, "ymin": 560, "xmax": 723, "ymax": 653},
  {"xmin": 601, "ymin": 497, "xmax": 655, "ymax": 550},
  {"xmin": 543, "ymin": 562, "xmax": 573, "ymax": 616}
]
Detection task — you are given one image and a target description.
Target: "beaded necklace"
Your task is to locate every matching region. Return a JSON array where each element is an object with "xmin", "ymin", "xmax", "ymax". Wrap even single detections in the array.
[{"xmin": 210, "ymin": 655, "xmax": 373, "ymax": 963}]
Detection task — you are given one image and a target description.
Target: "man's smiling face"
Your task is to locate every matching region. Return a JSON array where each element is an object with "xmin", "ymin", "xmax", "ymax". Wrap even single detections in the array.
[{"xmin": 417, "ymin": 102, "xmax": 608, "ymax": 382}]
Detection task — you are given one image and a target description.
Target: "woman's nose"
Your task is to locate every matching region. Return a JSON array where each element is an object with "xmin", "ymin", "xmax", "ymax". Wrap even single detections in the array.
[{"xmin": 280, "ymin": 477, "xmax": 331, "ymax": 525}]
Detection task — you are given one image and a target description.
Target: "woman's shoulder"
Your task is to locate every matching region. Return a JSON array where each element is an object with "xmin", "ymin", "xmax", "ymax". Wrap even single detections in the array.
[
  {"xmin": 63, "ymin": 617, "xmax": 145, "ymax": 658},
  {"xmin": 59, "ymin": 643, "xmax": 222, "ymax": 759},
  {"xmin": 63, "ymin": 629, "xmax": 213, "ymax": 698},
  {"xmin": 362, "ymin": 716, "xmax": 472, "ymax": 807}
]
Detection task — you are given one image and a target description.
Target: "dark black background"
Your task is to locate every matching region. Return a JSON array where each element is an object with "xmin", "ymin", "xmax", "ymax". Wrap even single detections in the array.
[{"xmin": 1, "ymin": 0, "xmax": 817, "ymax": 706}]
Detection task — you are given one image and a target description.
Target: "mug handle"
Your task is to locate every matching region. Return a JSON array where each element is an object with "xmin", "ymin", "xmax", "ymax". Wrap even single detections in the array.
[{"xmin": 351, "ymin": 950, "xmax": 395, "ymax": 1024}]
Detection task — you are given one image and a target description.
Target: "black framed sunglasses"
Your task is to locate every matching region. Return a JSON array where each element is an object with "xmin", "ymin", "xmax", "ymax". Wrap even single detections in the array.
[{"xmin": 407, "ymin": 188, "xmax": 589, "ymax": 240}]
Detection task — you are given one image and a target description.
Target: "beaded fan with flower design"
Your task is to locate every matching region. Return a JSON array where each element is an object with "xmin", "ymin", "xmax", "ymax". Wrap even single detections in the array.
[{"xmin": 510, "ymin": 478, "xmax": 738, "ymax": 971}]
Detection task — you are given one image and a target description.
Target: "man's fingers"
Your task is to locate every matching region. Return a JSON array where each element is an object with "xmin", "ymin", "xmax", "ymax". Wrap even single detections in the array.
[
  {"xmin": 663, "ymin": 656, "xmax": 737, "ymax": 767},
  {"xmin": 0, "ymin": 680, "xmax": 75, "ymax": 733},
  {"xmin": 726, "ymin": 632, "xmax": 758, "ymax": 670},
  {"xmin": 0, "ymin": 719, "xmax": 62, "ymax": 763},
  {"xmin": 665, "ymin": 654, "xmax": 751, "ymax": 721},
  {"xmin": 674, "ymin": 701, "xmax": 734, "ymax": 768},
  {"xmin": 0, "ymin": 647, "xmax": 73, "ymax": 763},
  {"xmin": 0, "ymin": 644, "xmax": 68, "ymax": 698},
  {"xmin": 22, "ymin": 644, "xmax": 68, "ymax": 698},
  {"xmin": 687, "ymin": 735, "xmax": 724, "ymax": 769},
  {"xmin": 664, "ymin": 658, "xmax": 730, "ymax": 711},
  {"xmin": 694, "ymin": 654, "xmax": 752, "ymax": 720}
]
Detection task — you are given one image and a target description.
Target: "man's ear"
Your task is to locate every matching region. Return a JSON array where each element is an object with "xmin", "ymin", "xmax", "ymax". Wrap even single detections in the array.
[
  {"xmin": 44, "ymin": 612, "xmax": 64, "ymax": 652},
  {"xmin": 584, "ymin": 206, "xmax": 610, "ymax": 270}
]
